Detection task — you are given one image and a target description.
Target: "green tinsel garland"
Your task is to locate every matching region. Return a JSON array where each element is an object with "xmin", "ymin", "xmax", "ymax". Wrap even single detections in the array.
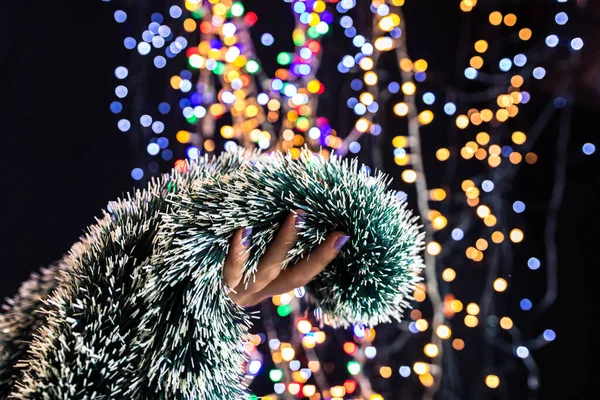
[{"xmin": 0, "ymin": 149, "xmax": 424, "ymax": 399}]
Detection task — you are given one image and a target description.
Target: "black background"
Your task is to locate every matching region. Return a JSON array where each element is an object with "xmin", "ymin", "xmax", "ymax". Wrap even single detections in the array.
[{"xmin": 0, "ymin": 1, "xmax": 598, "ymax": 399}]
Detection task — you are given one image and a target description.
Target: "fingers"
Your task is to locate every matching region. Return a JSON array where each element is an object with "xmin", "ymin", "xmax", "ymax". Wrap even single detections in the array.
[
  {"xmin": 222, "ymin": 227, "xmax": 252, "ymax": 290},
  {"xmin": 233, "ymin": 211, "xmax": 303, "ymax": 304},
  {"xmin": 251, "ymin": 231, "xmax": 349, "ymax": 303}
]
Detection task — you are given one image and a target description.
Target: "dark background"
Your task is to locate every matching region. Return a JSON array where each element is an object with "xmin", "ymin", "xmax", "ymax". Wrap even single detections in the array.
[{"xmin": 0, "ymin": 0, "xmax": 598, "ymax": 399}]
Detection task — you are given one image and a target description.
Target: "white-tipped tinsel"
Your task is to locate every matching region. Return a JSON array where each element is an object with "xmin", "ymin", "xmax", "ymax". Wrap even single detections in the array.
[{"xmin": 0, "ymin": 148, "xmax": 424, "ymax": 399}]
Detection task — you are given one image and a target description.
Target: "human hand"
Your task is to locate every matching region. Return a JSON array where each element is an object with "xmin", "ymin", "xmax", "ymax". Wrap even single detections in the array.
[{"xmin": 222, "ymin": 211, "xmax": 350, "ymax": 307}]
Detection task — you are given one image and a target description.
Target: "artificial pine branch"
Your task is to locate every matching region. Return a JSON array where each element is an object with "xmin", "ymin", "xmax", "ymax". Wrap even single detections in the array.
[
  {"xmin": 0, "ymin": 263, "xmax": 64, "ymax": 397},
  {"xmin": 1, "ymin": 148, "xmax": 424, "ymax": 399}
]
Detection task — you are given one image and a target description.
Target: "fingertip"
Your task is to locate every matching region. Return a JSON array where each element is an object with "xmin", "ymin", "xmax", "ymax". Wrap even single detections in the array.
[
  {"xmin": 293, "ymin": 209, "xmax": 307, "ymax": 230},
  {"xmin": 333, "ymin": 233, "xmax": 350, "ymax": 251},
  {"xmin": 241, "ymin": 226, "xmax": 253, "ymax": 247}
]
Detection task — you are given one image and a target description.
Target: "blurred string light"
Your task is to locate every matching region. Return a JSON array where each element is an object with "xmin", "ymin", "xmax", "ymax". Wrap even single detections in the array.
[
  {"xmin": 384, "ymin": 1, "xmax": 568, "ymax": 396},
  {"xmin": 103, "ymin": 0, "xmax": 572, "ymax": 397}
]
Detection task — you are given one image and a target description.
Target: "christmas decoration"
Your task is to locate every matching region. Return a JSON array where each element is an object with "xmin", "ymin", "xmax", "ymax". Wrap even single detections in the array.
[
  {"xmin": 2, "ymin": 148, "xmax": 423, "ymax": 398},
  {"xmin": 0, "ymin": 263, "xmax": 64, "ymax": 397}
]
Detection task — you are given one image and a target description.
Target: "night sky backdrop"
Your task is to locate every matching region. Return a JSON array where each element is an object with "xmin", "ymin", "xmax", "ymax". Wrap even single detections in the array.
[{"xmin": 1, "ymin": 0, "xmax": 599, "ymax": 399}]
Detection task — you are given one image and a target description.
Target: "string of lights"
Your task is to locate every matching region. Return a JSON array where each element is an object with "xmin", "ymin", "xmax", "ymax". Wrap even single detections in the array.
[{"xmin": 103, "ymin": 0, "xmax": 585, "ymax": 398}]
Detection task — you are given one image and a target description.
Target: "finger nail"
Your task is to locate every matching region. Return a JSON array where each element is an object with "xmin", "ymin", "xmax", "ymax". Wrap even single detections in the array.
[
  {"xmin": 334, "ymin": 235, "xmax": 350, "ymax": 251},
  {"xmin": 295, "ymin": 212, "xmax": 307, "ymax": 229},
  {"xmin": 242, "ymin": 227, "xmax": 253, "ymax": 247}
]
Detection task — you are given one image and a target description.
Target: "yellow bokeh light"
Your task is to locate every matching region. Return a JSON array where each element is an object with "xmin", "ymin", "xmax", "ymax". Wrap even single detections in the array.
[
  {"xmin": 462, "ymin": 179, "xmax": 475, "ymax": 191},
  {"xmin": 359, "ymin": 57, "xmax": 374, "ymax": 70},
  {"xmin": 436, "ymin": 148, "xmax": 450, "ymax": 161},
  {"xmin": 467, "ymin": 249, "xmax": 481, "ymax": 260},
  {"xmin": 519, "ymin": 28, "xmax": 532, "ymax": 41},
  {"xmin": 204, "ymin": 139, "xmax": 215, "ymax": 152},
  {"xmin": 413, "ymin": 362, "xmax": 429, "ymax": 375},
  {"xmin": 466, "ymin": 303, "xmax": 480, "ymax": 315},
  {"xmin": 500, "ymin": 317, "xmax": 513, "ymax": 330},
  {"xmin": 476, "ymin": 238, "xmax": 488, "ymax": 251},
  {"xmin": 464, "ymin": 315, "xmax": 479, "ymax": 328},
  {"xmin": 394, "ymin": 102, "xmax": 409, "ymax": 117},
  {"xmin": 470, "ymin": 56, "xmax": 484, "ymax": 69},
  {"xmin": 483, "ymin": 150, "xmax": 497, "ymax": 164},
  {"xmin": 491, "ymin": 231, "xmax": 504, "ymax": 243},
  {"xmin": 442, "ymin": 268, "xmax": 456, "ymax": 282},
  {"xmin": 436, "ymin": 325, "xmax": 452, "ymax": 339},
  {"xmin": 470, "ymin": 113, "xmax": 482, "ymax": 125},
  {"xmin": 460, "ymin": 1, "xmax": 473, "ymax": 12},
  {"xmin": 432, "ymin": 215, "xmax": 448, "ymax": 229},
  {"xmin": 221, "ymin": 125, "xmax": 235, "ymax": 139},
  {"xmin": 494, "ymin": 278, "xmax": 508, "ymax": 292},
  {"xmin": 474, "ymin": 40, "xmax": 489, "ymax": 53},
  {"xmin": 504, "ymin": 13, "xmax": 517, "ymax": 26},
  {"xmin": 395, "ymin": 154, "xmax": 410, "ymax": 166},
  {"xmin": 393, "ymin": 135, "xmax": 408, "ymax": 148},
  {"xmin": 281, "ymin": 347, "xmax": 295, "ymax": 362},
  {"xmin": 460, "ymin": 0, "xmax": 473, "ymax": 12},
  {"xmin": 510, "ymin": 152, "xmax": 523, "ymax": 164},
  {"xmin": 360, "ymin": 92, "xmax": 374, "ymax": 106},
  {"xmin": 475, "ymin": 148, "xmax": 487, "ymax": 160},
  {"xmin": 484, "ymin": 214, "xmax": 497, "ymax": 227},
  {"xmin": 419, "ymin": 110, "xmax": 434, "ymax": 125},
  {"xmin": 402, "ymin": 82, "xmax": 416, "ymax": 96},
  {"xmin": 303, "ymin": 385, "xmax": 316, "ymax": 397},
  {"xmin": 308, "ymin": 360, "xmax": 320, "ymax": 371},
  {"xmin": 420, "ymin": 373, "xmax": 434, "ymax": 387},
  {"xmin": 402, "ymin": 169, "xmax": 417, "ymax": 183},
  {"xmin": 370, "ymin": 395, "xmax": 384, "ymax": 400},
  {"xmin": 380, "ymin": 366, "xmax": 392, "ymax": 378},
  {"xmin": 400, "ymin": 58, "xmax": 413, "ymax": 72},
  {"xmin": 486, "ymin": 375, "xmax": 500, "ymax": 389},
  {"xmin": 364, "ymin": 71, "xmax": 378, "ymax": 86},
  {"xmin": 374, "ymin": 36, "xmax": 395, "ymax": 51},
  {"xmin": 331, "ymin": 386, "xmax": 345, "ymax": 397},
  {"xmin": 488, "ymin": 145, "xmax": 500, "ymax": 156},
  {"xmin": 414, "ymin": 289, "xmax": 427, "ymax": 302},
  {"xmin": 476, "ymin": 132, "xmax": 490, "ymax": 145},
  {"xmin": 415, "ymin": 318, "xmax": 429, "ymax": 332},
  {"xmin": 176, "ymin": 130, "xmax": 191, "ymax": 143},
  {"xmin": 315, "ymin": 331, "xmax": 326, "ymax": 344},
  {"xmin": 497, "ymin": 94, "xmax": 512, "ymax": 108},
  {"xmin": 507, "ymin": 105, "xmax": 519, "ymax": 117},
  {"xmin": 452, "ymin": 338, "xmax": 465, "ymax": 350},
  {"xmin": 302, "ymin": 335, "xmax": 316, "ymax": 349},
  {"xmin": 424, "ymin": 343, "xmax": 439, "ymax": 358},
  {"xmin": 428, "ymin": 210, "xmax": 441, "ymax": 221},
  {"xmin": 379, "ymin": 15, "xmax": 398, "ymax": 32},
  {"xmin": 431, "ymin": 189, "xmax": 447, "ymax": 201},
  {"xmin": 170, "ymin": 75, "xmax": 182, "ymax": 90},
  {"xmin": 414, "ymin": 59, "xmax": 428, "ymax": 72},
  {"xmin": 456, "ymin": 115, "xmax": 470, "ymax": 129},
  {"xmin": 510, "ymin": 229, "xmax": 524, "ymax": 243},
  {"xmin": 481, "ymin": 109, "xmax": 494, "ymax": 122},
  {"xmin": 355, "ymin": 118, "xmax": 370, "ymax": 133},
  {"xmin": 450, "ymin": 300, "xmax": 463, "ymax": 312},
  {"xmin": 297, "ymin": 320, "xmax": 312, "ymax": 334},
  {"xmin": 465, "ymin": 186, "xmax": 480, "ymax": 199},
  {"xmin": 476, "ymin": 205, "xmax": 491, "ymax": 218},
  {"xmin": 512, "ymin": 131, "xmax": 527, "ymax": 145},
  {"xmin": 496, "ymin": 108, "xmax": 509, "ymax": 122},
  {"xmin": 511, "ymin": 75, "xmax": 524, "ymax": 87},
  {"xmin": 289, "ymin": 382, "xmax": 301, "ymax": 395},
  {"xmin": 427, "ymin": 241, "xmax": 442, "ymax": 256},
  {"xmin": 183, "ymin": 18, "xmax": 197, "ymax": 32},
  {"xmin": 489, "ymin": 11, "xmax": 503, "ymax": 26}
]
